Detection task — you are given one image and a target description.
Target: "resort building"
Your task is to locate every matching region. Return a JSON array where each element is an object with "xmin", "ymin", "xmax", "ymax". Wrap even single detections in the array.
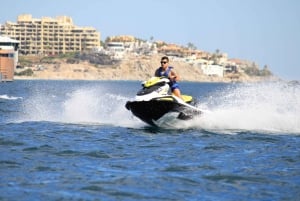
[
  {"xmin": 105, "ymin": 42, "xmax": 125, "ymax": 60},
  {"xmin": 0, "ymin": 14, "xmax": 101, "ymax": 55},
  {"xmin": 201, "ymin": 64, "xmax": 224, "ymax": 77},
  {"xmin": 0, "ymin": 36, "xmax": 19, "ymax": 81}
]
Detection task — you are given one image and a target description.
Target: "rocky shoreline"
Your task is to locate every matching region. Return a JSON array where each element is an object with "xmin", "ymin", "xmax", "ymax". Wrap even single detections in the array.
[{"xmin": 15, "ymin": 54, "xmax": 277, "ymax": 83}]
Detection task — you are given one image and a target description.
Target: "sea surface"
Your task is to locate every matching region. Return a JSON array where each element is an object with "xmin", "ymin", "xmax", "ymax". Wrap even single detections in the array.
[{"xmin": 0, "ymin": 80, "xmax": 300, "ymax": 201}]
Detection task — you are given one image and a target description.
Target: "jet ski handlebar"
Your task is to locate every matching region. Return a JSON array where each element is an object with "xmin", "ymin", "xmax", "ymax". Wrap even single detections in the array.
[{"xmin": 142, "ymin": 77, "xmax": 170, "ymax": 88}]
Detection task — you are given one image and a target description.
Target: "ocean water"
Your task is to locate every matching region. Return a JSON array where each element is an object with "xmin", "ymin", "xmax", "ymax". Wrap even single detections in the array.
[{"xmin": 0, "ymin": 80, "xmax": 299, "ymax": 201}]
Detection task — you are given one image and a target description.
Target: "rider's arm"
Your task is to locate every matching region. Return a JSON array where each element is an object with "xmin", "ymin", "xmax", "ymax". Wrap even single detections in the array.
[{"xmin": 169, "ymin": 69, "xmax": 180, "ymax": 81}]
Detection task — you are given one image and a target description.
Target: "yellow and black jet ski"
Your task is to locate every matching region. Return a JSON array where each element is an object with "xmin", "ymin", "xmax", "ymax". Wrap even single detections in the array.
[{"xmin": 125, "ymin": 77, "xmax": 202, "ymax": 127}]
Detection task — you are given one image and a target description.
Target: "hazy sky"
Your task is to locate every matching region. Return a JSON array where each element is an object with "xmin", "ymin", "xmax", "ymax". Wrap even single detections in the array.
[{"xmin": 1, "ymin": 0, "xmax": 299, "ymax": 80}]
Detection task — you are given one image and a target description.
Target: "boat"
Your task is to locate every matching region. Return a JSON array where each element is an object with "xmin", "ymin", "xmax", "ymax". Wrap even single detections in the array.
[{"xmin": 125, "ymin": 77, "xmax": 202, "ymax": 127}]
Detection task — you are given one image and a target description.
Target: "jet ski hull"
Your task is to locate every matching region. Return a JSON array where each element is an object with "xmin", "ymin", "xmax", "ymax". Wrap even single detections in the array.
[{"xmin": 125, "ymin": 99, "xmax": 201, "ymax": 127}]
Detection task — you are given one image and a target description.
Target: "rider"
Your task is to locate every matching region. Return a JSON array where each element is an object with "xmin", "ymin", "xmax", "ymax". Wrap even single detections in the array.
[{"xmin": 154, "ymin": 56, "xmax": 182, "ymax": 99}]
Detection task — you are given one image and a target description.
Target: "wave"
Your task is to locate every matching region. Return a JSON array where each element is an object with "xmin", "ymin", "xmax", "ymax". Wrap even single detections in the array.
[
  {"xmin": 14, "ymin": 81, "xmax": 300, "ymax": 134},
  {"xmin": 193, "ymin": 81, "xmax": 300, "ymax": 134},
  {"xmin": 0, "ymin": 94, "xmax": 23, "ymax": 100},
  {"xmin": 17, "ymin": 86, "xmax": 142, "ymax": 128}
]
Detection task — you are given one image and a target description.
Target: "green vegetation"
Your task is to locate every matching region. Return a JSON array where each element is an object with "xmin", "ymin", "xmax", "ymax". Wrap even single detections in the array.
[
  {"xmin": 40, "ymin": 52, "xmax": 79, "ymax": 63},
  {"xmin": 18, "ymin": 57, "xmax": 34, "ymax": 67},
  {"xmin": 260, "ymin": 65, "xmax": 273, "ymax": 76},
  {"xmin": 14, "ymin": 69, "xmax": 34, "ymax": 76},
  {"xmin": 187, "ymin": 42, "xmax": 197, "ymax": 50},
  {"xmin": 244, "ymin": 64, "xmax": 272, "ymax": 77},
  {"xmin": 56, "ymin": 52, "xmax": 78, "ymax": 59}
]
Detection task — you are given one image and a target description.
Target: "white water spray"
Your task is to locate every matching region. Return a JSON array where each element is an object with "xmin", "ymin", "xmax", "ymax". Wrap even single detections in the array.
[
  {"xmin": 0, "ymin": 94, "xmax": 23, "ymax": 100},
  {"xmin": 194, "ymin": 82, "xmax": 300, "ymax": 134},
  {"xmin": 17, "ymin": 81, "xmax": 300, "ymax": 134},
  {"xmin": 19, "ymin": 86, "xmax": 142, "ymax": 127},
  {"xmin": 62, "ymin": 88, "xmax": 140, "ymax": 127}
]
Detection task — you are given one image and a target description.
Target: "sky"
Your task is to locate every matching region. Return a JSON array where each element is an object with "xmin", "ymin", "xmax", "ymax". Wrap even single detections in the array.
[{"xmin": 1, "ymin": 0, "xmax": 300, "ymax": 80}]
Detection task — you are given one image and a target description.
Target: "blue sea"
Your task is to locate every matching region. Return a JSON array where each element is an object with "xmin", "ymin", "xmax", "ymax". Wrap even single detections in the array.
[{"xmin": 0, "ymin": 80, "xmax": 299, "ymax": 201}]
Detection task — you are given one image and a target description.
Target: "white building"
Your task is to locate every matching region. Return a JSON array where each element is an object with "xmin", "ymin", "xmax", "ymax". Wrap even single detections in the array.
[
  {"xmin": 201, "ymin": 64, "xmax": 224, "ymax": 77},
  {"xmin": 106, "ymin": 42, "xmax": 125, "ymax": 60}
]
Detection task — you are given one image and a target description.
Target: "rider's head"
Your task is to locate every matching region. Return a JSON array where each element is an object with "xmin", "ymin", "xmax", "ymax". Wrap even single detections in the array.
[{"xmin": 160, "ymin": 56, "xmax": 169, "ymax": 67}]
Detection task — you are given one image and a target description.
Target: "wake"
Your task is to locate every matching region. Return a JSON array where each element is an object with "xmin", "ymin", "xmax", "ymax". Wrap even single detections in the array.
[
  {"xmin": 192, "ymin": 81, "xmax": 300, "ymax": 134},
  {"xmin": 0, "ymin": 94, "xmax": 23, "ymax": 100},
  {"xmin": 15, "ymin": 81, "xmax": 300, "ymax": 134},
  {"xmin": 17, "ymin": 86, "xmax": 142, "ymax": 128}
]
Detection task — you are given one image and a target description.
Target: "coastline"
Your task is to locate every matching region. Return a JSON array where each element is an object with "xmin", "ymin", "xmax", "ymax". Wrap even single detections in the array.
[{"xmin": 14, "ymin": 54, "xmax": 278, "ymax": 83}]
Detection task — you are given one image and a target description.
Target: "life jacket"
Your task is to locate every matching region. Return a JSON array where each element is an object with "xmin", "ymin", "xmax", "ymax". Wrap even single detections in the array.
[
  {"xmin": 155, "ymin": 66, "xmax": 178, "ymax": 89},
  {"xmin": 155, "ymin": 66, "xmax": 173, "ymax": 78}
]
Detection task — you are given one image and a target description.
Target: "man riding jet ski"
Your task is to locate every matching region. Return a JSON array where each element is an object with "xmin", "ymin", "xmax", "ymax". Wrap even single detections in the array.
[{"xmin": 125, "ymin": 76, "xmax": 202, "ymax": 127}]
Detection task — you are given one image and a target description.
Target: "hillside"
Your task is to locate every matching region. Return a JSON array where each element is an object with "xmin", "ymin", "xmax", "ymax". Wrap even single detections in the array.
[{"xmin": 15, "ymin": 53, "xmax": 276, "ymax": 82}]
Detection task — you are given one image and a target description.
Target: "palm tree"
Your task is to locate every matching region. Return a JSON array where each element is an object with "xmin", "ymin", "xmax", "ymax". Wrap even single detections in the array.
[
  {"xmin": 211, "ymin": 49, "xmax": 221, "ymax": 64},
  {"xmin": 187, "ymin": 42, "xmax": 197, "ymax": 50},
  {"xmin": 260, "ymin": 65, "xmax": 272, "ymax": 76}
]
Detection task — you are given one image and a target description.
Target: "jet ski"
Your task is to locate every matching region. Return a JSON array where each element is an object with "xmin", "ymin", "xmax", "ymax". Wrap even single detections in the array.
[{"xmin": 125, "ymin": 77, "xmax": 202, "ymax": 127}]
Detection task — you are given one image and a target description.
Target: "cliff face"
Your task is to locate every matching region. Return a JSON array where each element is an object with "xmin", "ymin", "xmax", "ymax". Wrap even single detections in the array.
[{"xmin": 15, "ymin": 54, "xmax": 276, "ymax": 82}]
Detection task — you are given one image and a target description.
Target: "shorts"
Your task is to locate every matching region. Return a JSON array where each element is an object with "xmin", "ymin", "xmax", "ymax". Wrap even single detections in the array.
[{"xmin": 171, "ymin": 82, "xmax": 179, "ymax": 91}]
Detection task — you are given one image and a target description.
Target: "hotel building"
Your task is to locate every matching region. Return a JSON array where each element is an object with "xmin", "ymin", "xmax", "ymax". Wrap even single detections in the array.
[{"xmin": 0, "ymin": 14, "xmax": 101, "ymax": 55}]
